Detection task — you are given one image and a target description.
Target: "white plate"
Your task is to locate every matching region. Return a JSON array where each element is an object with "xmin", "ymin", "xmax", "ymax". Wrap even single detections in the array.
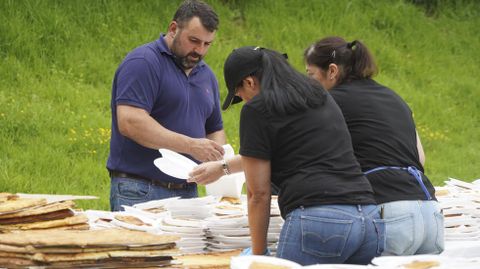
[
  {"xmin": 445, "ymin": 225, "xmax": 479, "ymax": 233},
  {"xmin": 445, "ymin": 233, "xmax": 480, "ymax": 240},
  {"xmin": 206, "ymin": 246, "xmax": 240, "ymax": 252},
  {"xmin": 159, "ymin": 148, "xmax": 198, "ymax": 168},
  {"xmin": 163, "ymin": 215, "xmax": 204, "ymax": 228},
  {"xmin": 269, "ymin": 216, "xmax": 284, "ymax": 224},
  {"xmin": 208, "ymin": 228, "xmax": 250, "ymax": 236},
  {"xmin": 231, "ymin": 255, "xmax": 301, "ymax": 269},
  {"xmin": 168, "ymin": 196, "xmax": 221, "ymax": 206},
  {"xmin": 84, "ymin": 209, "xmax": 114, "ymax": 221},
  {"xmin": 169, "ymin": 210, "xmax": 213, "ymax": 219},
  {"xmin": 268, "ymin": 227, "xmax": 282, "ymax": 234},
  {"xmin": 371, "ymin": 255, "xmax": 444, "ymax": 267},
  {"xmin": 205, "ymin": 215, "xmax": 248, "ymax": 226},
  {"xmin": 158, "ymin": 223, "xmax": 204, "ymax": 234},
  {"xmin": 162, "ymin": 232, "xmax": 206, "ymax": 239},
  {"xmin": 176, "ymin": 240, "xmax": 207, "ymax": 247},
  {"xmin": 133, "ymin": 196, "xmax": 179, "ymax": 209},
  {"xmin": 165, "ymin": 204, "xmax": 209, "ymax": 211},
  {"xmin": 153, "ymin": 158, "xmax": 190, "ymax": 180},
  {"xmin": 443, "ymin": 207, "xmax": 476, "ymax": 215},
  {"xmin": 213, "ymin": 234, "xmax": 250, "ymax": 241},
  {"xmin": 444, "ymin": 216, "xmax": 478, "ymax": 227},
  {"xmin": 122, "ymin": 205, "xmax": 168, "ymax": 219},
  {"xmin": 447, "ymin": 178, "xmax": 476, "ymax": 190},
  {"xmin": 154, "ymin": 149, "xmax": 198, "ymax": 179},
  {"xmin": 212, "ymin": 207, "xmax": 245, "ymax": 216},
  {"xmin": 208, "ymin": 240, "xmax": 251, "ymax": 248}
]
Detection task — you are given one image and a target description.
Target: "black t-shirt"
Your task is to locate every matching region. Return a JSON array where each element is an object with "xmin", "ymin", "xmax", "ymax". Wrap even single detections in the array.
[
  {"xmin": 330, "ymin": 79, "xmax": 436, "ymax": 204},
  {"xmin": 239, "ymin": 93, "xmax": 376, "ymax": 218}
]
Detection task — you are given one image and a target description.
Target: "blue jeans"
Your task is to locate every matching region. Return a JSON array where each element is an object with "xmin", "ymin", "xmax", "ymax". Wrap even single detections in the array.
[
  {"xmin": 109, "ymin": 176, "xmax": 198, "ymax": 211},
  {"xmin": 379, "ymin": 200, "xmax": 444, "ymax": 255},
  {"xmin": 276, "ymin": 204, "xmax": 384, "ymax": 266}
]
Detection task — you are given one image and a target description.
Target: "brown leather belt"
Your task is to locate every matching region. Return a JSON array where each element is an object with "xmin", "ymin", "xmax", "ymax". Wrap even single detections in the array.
[{"xmin": 109, "ymin": 170, "xmax": 195, "ymax": 190}]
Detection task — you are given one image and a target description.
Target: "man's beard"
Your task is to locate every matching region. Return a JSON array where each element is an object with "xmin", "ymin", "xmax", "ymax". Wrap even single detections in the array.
[{"xmin": 171, "ymin": 36, "xmax": 203, "ymax": 70}]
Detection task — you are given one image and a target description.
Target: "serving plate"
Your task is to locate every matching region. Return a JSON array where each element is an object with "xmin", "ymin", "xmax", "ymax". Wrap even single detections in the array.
[{"xmin": 154, "ymin": 148, "xmax": 198, "ymax": 179}]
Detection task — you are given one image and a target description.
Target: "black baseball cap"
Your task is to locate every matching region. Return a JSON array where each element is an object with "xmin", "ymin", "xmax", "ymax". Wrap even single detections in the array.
[{"xmin": 221, "ymin": 46, "xmax": 264, "ymax": 110}]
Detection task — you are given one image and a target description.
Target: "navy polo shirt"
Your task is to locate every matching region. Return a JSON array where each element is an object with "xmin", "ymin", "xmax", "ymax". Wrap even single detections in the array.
[{"xmin": 107, "ymin": 35, "xmax": 223, "ymax": 183}]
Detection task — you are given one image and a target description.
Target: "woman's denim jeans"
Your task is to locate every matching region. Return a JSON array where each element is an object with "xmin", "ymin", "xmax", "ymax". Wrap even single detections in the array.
[
  {"xmin": 276, "ymin": 204, "xmax": 384, "ymax": 266},
  {"xmin": 379, "ymin": 200, "xmax": 444, "ymax": 256},
  {"xmin": 109, "ymin": 176, "xmax": 197, "ymax": 211}
]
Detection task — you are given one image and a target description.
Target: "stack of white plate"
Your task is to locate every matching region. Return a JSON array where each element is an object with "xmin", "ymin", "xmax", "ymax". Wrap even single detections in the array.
[
  {"xmin": 164, "ymin": 195, "xmax": 218, "ymax": 219},
  {"xmin": 204, "ymin": 195, "xmax": 284, "ymax": 253},
  {"xmin": 157, "ymin": 196, "xmax": 221, "ymax": 253},
  {"xmin": 158, "ymin": 214, "xmax": 207, "ymax": 253},
  {"xmin": 205, "ymin": 205, "xmax": 249, "ymax": 252},
  {"xmin": 131, "ymin": 196, "xmax": 179, "ymax": 218},
  {"xmin": 437, "ymin": 178, "xmax": 480, "ymax": 241},
  {"xmin": 124, "ymin": 194, "xmax": 286, "ymax": 254}
]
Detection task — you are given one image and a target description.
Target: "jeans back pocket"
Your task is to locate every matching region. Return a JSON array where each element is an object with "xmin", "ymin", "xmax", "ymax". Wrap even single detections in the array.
[
  {"xmin": 382, "ymin": 213, "xmax": 415, "ymax": 255},
  {"xmin": 300, "ymin": 215, "xmax": 353, "ymax": 258},
  {"xmin": 434, "ymin": 211, "xmax": 445, "ymax": 253}
]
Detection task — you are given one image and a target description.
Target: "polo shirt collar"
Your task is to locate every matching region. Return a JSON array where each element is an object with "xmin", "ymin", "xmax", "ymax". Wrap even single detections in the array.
[{"xmin": 156, "ymin": 34, "xmax": 206, "ymax": 68}]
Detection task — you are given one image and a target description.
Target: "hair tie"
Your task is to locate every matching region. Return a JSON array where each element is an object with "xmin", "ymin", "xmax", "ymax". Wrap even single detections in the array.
[{"xmin": 347, "ymin": 40, "xmax": 357, "ymax": 49}]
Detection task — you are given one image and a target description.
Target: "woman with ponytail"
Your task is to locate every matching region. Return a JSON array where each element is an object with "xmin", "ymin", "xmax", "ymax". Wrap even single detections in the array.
[
  {"xmin": 304, "ymin": 37, "xmax": 444, "ymax": 256},
  {"xmin": 216, "ymin": 46, "xmax": 383, "ymax": 265}
]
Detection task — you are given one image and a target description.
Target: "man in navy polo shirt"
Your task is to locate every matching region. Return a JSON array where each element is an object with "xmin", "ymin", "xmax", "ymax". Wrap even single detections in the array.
[{"xmin": 107, "ymin": 0, "xmax": 226, "ymax": 211}]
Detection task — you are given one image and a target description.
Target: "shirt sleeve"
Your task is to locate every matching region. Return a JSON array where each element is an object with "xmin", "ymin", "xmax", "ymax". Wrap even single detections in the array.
[
  {"xmin": 205, "ymin": 75, "xmax": 224, "ymax": 134},
  {"xmin": 114, "ymin": 58, "xmax": 159, "ymax": 113},
  {"xmin": 239, "ymin": 104, "xmax": 272, "ymax": 160}
]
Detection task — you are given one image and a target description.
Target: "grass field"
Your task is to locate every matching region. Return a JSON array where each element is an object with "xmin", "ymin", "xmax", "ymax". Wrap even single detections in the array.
[{"xmin": 1, "ymin": 0, "xmax": 479, "ymax": 210}]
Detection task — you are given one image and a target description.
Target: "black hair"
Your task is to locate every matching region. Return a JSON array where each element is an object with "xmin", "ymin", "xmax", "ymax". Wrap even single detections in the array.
[
  {"xmin": 173, "ymin": 0, "xmax": 219, "ymax": 32},
  {"xmin": 304, "ymin": 36, "xmax": 377, "ymax": 85},
  {"xmin": 252, "ymin": 49, "xmax": 327, "ymax": 116}
]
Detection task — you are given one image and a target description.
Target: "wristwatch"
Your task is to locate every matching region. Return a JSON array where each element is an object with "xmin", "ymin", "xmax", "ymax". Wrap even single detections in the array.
[{"xmin": 221, "ymin": 159, "xmax": 230, "ymax": 175}]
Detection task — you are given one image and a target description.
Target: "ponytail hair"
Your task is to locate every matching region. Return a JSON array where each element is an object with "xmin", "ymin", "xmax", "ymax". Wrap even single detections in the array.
[
  {"xmin": 304, "ymin": 36, "xmax": 378, "ymax": 85},
  {"xmin": 255, "ymin": 48, "xmax": 327, "ymax": 116}
]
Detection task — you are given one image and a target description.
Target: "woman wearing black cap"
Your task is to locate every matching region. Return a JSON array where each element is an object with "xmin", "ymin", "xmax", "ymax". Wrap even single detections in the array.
[
  {"xmin": 216, "ymin": 46, "xmax": 384, "ymax": 265},
  {"xmin": 304, "ymin": 36, "xmax": 444, "ymax": 256}
]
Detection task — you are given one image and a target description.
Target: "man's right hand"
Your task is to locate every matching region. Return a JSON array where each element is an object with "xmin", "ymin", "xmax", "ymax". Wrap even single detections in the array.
[{"xmin": 188, "ymin": 138, "xmax": 224, "ymax": 162}]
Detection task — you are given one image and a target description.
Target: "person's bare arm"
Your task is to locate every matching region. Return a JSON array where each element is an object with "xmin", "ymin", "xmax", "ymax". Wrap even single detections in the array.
[
  {"xmin": 206, "ymin": 129, "xmax": 226, "ymax": 145},
  {"xmin": 242, "ymin": 156, "xmax": 271, "ymax": 255},
  {"xmin": 117, "ymin": 105, "xmax": 224, "ymax": 162},
  {"xmin": 416, "ymin": 130, "xmax": 425, "ymax": 167},
  {"xmin": 188, "ymin": 155, "xmax": 243, "ymax": 184}
]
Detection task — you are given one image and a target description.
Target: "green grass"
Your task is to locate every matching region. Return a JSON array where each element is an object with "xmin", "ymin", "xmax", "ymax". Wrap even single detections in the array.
[{"xmin": 1, "ymin": 0, "xmax": 479, "ymax": 210}]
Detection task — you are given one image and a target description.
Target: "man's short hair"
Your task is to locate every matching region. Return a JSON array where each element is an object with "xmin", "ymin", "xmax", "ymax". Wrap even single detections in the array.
[{"xmin": 173, "ymin": 0, "xmax": 219, "ymax": 32}]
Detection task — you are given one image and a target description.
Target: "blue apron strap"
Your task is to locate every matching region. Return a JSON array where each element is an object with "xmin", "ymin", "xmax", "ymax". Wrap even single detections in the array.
[
  {"xmin": 406, "ymin": 166, "xmax": 432, "ymax": 200},
  {"xmin": 364, "ymin": 166, "xmax": 401, "ymax": 175},
  {"xmin": 364, "ymin": 166, "xmax": 432, "ymax": 200}
]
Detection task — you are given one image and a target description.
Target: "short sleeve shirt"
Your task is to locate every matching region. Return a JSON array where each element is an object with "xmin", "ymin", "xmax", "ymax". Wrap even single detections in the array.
[
  {"xmin": 330, "ymin": 79, "xmax": 436, "ymax": 203},
  {"xmin": 107, "ymin": 35, "xmax": 223, "ymax": 183},
  {"xmin": 239, "ymin": 93, "xmax": 375, "ymax": 218}
]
